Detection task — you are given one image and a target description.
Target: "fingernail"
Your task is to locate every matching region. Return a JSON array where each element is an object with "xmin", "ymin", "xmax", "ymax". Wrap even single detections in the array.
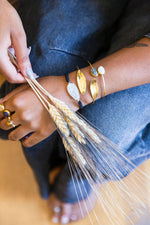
[
  {"xmin": 71, "ymin": 215, "xmax": 77, "ymax": 221},
  {"xmin": 61, "ymin": 215, "xmax": 69, "ymax": 224},
  {"xmin": 35, "ymin": 74, "xmax": 39, "ymax": 79},
  {"xmin": 28, "ymin": 46, "xmax": 31, "ymax": 55},
  {"xmin": 26, "ymin": 67, "xmax": 35, "ymax": 79},
  {"xmin": 52, "ymin": 217, "xmax": 59, "ymax": 224}
]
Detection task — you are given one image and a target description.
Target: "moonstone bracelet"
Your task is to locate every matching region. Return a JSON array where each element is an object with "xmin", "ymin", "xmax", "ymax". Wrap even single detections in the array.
[{"xmin": 65, "ymin": 73, "xmax": 83, "ymax": 109}]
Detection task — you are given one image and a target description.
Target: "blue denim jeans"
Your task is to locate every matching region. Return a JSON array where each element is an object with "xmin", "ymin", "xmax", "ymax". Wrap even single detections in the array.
[{"xmin": 0, "ymin": 0, "xmax": 150, "ymax": 202}]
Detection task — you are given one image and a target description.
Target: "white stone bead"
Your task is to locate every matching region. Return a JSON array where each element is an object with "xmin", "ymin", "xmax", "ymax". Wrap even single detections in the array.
[
  {"xmin": 98, "ymin": 66, "xmax": 105, "ymax": 75},
  {"xmin": 91, "ymin": 67, "xmax": 98, "ymax": 77},
  {"xmin": 67, "ymin": 83, "xmax": 80, "ymax": 101}
]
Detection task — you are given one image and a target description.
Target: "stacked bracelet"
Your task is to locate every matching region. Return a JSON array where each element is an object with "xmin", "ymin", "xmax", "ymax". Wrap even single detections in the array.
[
  {"xmin": 65, "ymin": 73, "xmax": 83, "ymax": 109},
  {"xmin": 89, "ymin": 62, "xmax": 106, "ymax": 100},
  {"xmin": 76, "ymin": 66, "xmax": 86, "ymax": 95},
  {"xmin": 98, "ymin": 66, "xmax": 106, "ymax": 97},
  {"xmin": 90, "ymin": 79, "xmax": 99, "ymax": 103},
  {"xmin": 65, "ymin": 63, "xmax": 106, "ymax": 107}
]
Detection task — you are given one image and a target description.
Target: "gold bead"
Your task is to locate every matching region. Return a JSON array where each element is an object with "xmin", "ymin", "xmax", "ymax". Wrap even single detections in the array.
[
  {"xmin": 88, "ymin": 61, "xmax": 99, "ymax": 77},
  {"xmin": 0, "ymin": 103, "xmax": 5, "ymax": 112},
  {"xmin": 7, "ymin": 120, "xmax": 12, "ymax": 127},
  {"xmin": 6, "ymin": 118, "xmax": 15, "ymax": 128},
  {"xmin": 3, "ymin": 109, "xmax": 11, "ymax": 117}
]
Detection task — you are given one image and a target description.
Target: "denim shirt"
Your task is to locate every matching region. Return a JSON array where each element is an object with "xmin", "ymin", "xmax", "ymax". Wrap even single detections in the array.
[
  {"xmin": 18, "ymin": 0, "xmax": 150, "ymax": 77},
  {"xmin": 1, "ymin": 0, "xmax": 150, "ymax": 202}
]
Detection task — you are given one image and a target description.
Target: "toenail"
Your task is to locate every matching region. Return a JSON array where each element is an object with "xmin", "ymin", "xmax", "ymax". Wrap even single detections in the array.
[
  {"xmin": 52, "ymin": 217, "xmax": 59, "ymax": 224},
  {"xmin": 54, "ymin": 206, "xmax": 61, "ymax": 213},
  {"xmin": 71, "ymin": 215, "xmax": 77, "ymax": 221},
  {"xmin": 61, "ymin": 215, "xmax": 69, "ymax": 224}
]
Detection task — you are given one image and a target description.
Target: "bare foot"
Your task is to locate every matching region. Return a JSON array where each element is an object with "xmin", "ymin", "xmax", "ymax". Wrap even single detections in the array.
[{"xmin": 48, "ymin": 190, "xmax": 97, "ymax": 224}]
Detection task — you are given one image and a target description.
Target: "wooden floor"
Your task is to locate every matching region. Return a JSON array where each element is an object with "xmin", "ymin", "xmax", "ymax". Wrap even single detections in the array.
[{"xmin": 0, "ymin": 75, "xmax": 150, "ymax": 225}]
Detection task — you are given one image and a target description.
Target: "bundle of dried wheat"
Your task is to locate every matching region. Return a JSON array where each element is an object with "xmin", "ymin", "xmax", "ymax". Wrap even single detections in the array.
[{"xmin": 8, "ymin": 48, "xmax": 150, "ymax": 225}]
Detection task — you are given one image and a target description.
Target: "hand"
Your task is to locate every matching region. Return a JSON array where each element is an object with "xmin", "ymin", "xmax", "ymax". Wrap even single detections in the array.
[
  {"xmin": 0, "ymin": 0, "xmax": 31, "ymax": 83},
  {"xmin": 0, "ymin": 73, "xmax": 81, "ymax": 147},
  {"xmin": 0, "ymin": 77, "xmax": 60, "ymax": 147}
]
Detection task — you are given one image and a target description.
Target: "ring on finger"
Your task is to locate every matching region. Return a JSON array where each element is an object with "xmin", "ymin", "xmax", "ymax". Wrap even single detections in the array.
[
  {"xmin": 54, "ymin": 206, "xmax": 61, "ymax": 213},
  {"xmin": 0, "ymin": 103, "xmax": 5, "ymax": 112},
  {"xmin": 3, "ymin": 109, "xmax": 11, "ymax": 118},
  {"xmin": 7, "ymin": 116, "xmax": 16, "ymax": 128}
]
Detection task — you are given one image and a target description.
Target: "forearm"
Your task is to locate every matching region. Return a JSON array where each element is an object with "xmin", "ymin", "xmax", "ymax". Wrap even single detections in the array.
[
  {"xmin": 68, "ymin": 37, "xmax": 150, "ymax": 108},
  {"xmin": 9, "ymin": 37, "xmax": 149, "ymax": 114}
]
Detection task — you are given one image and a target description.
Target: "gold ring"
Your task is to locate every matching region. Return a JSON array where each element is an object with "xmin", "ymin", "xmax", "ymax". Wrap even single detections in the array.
[
  {"xmin": 3, "ymin": 109, "xmax": 11, "ymax": 118},
  {"xmin": 7, "ymin": 116, "xmax": 16, "ymax": 128},
  {"xmin": 0, "ymin": 103, "xmax": 5, "ymax": 112}
]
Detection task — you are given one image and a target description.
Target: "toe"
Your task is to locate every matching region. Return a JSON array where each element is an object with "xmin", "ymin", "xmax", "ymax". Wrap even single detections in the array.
[
  {"xmin": 52, "ymin": 216, "xmax": 59, "ymax": 224},
  {"xmin": 60, "ymin": 203, "xmax": 71, "ymax": 224},
  {"xmin": 70, "ymin": 214, "xmax": 78, "ymax": 222},
  {"xmin": 52, "ymin": 204, "xmax": 62, "ymax": 224},
  {"xmin": 51, "ymin": 206, "xmax": 61, "ymax": 224},
  {"xmin": 49, "ymin": 194, "xmax": 62, "ymax": 224},
  {"xmin": 60, "ymin": 215, "xmax": 69, "ymax": 224}
]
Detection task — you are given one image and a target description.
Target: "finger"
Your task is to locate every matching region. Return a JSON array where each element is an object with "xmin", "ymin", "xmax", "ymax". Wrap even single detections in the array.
[
  {"xmin": 0, "ymin": 49, "xmax": 26, "ymax": 83},
  {"xmin": 22, "ymin": 131, "xmax": 49, "ymax": 148},
  {"xmin": 0, "ymin": 83, "xmax": 27, "ymax": 104},
  {"xmin": 1, "ymin": 100, "xmax": 16, "ymax": 114},
  {"xmin": 11, "ymin": 23, "xmax": 32, "ymax": 77},
  {"xmin": 0, "ymin": 113, "xmax": 20, "ymax": 130},
  {"xmin": 8, "ymin": 125, "xmax": 32, "ymax": 141},
  {"xmin": 0, "ymin": 112, "xmax": 3, "ymax": 120}
]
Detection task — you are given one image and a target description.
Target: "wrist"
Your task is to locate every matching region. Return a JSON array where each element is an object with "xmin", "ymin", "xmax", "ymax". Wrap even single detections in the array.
[
  {"xmin": 69, "ymin": 67, "xmax": 102, "ymax": 107},
  {"xmin": 38, "ymin": 76, "xmax": 80, "ymax": 112}
]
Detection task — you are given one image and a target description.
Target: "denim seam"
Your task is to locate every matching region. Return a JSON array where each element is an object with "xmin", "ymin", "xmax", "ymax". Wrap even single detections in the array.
[{"xmin": 48, "ymin": 47, "xmax": 88, "ymax": 62}]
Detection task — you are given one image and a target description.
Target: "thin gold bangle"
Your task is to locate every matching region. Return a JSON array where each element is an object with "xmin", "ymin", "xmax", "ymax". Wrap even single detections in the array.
[
  {"xmin": 101, "ymin": 74, "xmax": 106, "ymax": 98},
  {"xmin": 97, "ymin": 66, "xmax": 106, "ymax": 98},
  {"xmin": 88, "ymin": 61, "xmax": 99, "ymax": 77}
]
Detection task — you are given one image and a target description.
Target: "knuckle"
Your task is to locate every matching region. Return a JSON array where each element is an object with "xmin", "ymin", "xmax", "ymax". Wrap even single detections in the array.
[
  {"xmin": 19, "ymin": 112, "xmax": 29, "ymax": 121},
  {"xmin": 11, "ymin": 97, "xmax": 22, "ymax": 108},
  {"xmin": 0, "ymin": 64, "xmax": 17, "ymax": 84},
  {"xmin": 28, "ymin": 120, "xmax": 37, "ymax": 130},
  {"xmin": 39, "ymin": 128, "xmax": 48, "ymax": 137},
  {"xmin": 5, "ymin": 76, "xmax": 16, "ymax": 84}
]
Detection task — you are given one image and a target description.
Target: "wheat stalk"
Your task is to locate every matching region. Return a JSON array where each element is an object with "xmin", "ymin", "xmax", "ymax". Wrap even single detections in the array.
[
  {"xmin": 62, "ymin": 137, "xmax": 87, "ymax": 166},
  {"xmin": 64, "ymin": 116, "xmax": 86, "ymax": 144},
  {"xmin": 31, "ymin": 79, "xmax": 101, "ymax": 144},
  {"xmin": 48, "ymin": 104, "xmax": 70, "ymax": 138}
]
